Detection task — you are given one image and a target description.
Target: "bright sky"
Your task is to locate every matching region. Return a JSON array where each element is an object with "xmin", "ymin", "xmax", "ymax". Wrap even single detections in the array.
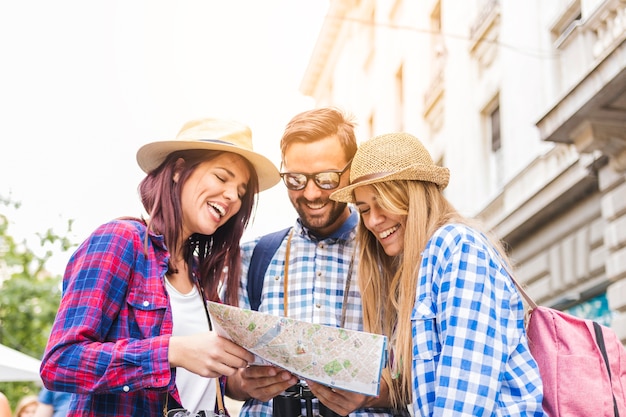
[{"xmin": 0, "ymin": 0, "xmax": 328, "ymax": 276}]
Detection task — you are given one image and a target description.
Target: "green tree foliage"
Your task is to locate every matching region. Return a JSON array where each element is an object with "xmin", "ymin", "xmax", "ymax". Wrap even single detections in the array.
[{"xmin": 0, "ymin": 195, "xmax": 75, "ymax": 408}]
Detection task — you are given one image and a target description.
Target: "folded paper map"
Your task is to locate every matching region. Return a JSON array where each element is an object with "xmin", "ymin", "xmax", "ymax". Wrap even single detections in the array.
[{"xmin": 207, "ymin": 302, "xmax": 387, "ymax": 396}]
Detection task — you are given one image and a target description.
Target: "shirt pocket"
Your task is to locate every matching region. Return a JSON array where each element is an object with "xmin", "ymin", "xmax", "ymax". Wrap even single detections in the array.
[
  {"xmin": 411, "ymin": 296, "xmax": 440, "ymax": 361},
  {"xmin": 126, "ymin": 289, "xmax": 169, "ymax": 339}
]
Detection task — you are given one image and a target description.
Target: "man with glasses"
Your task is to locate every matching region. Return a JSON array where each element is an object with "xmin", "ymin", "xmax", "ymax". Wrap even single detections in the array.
[{"xmin": 226, "ymin": 107, "xmax": 398, "ymax": 417}]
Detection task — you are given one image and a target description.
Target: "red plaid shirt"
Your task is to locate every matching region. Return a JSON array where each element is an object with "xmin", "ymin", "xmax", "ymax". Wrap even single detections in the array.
[{"xmin": 42, "ymin": 219, "xmax": 182, "ymax": 416}]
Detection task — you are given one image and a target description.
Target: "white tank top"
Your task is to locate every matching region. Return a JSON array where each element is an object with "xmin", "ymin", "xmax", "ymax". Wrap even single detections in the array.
[{"xmin": 165, "ymin": 277, "xmax": 216, "ymax": 414}]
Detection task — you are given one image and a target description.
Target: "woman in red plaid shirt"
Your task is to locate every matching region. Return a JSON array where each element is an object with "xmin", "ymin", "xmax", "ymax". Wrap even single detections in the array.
[{"xmin": 40, "ymin": 118, "xmax": 280, "ymax": 417}]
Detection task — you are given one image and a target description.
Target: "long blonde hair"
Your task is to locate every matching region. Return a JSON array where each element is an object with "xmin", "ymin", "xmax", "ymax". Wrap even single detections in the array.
[{"xmin": 357, "ymin": 180, "xmax": 508, "ymax": 409}]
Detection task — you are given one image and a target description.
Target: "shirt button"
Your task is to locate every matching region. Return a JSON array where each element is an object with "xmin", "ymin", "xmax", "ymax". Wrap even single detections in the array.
[
  {"xmin": 274, "ymin": 275, "xmax": 280, "ymax": 281},
  {"xmin": 123, "ymin": 386, "xmax": 130, "ymax": 392},
  {"xmin": 143, "ymin": 301, "xmax": 150, "ymax": 307},
  {"xmin": 318, "ymin": 243, "xmax": 325, "ymax": 249},
  {"xmin": 315, "ymin": 303, "xmax": 321, "ymax": 309},
  {"xmin": 316, "ymin": 271, "xmax": 322, "ymax": 277}
]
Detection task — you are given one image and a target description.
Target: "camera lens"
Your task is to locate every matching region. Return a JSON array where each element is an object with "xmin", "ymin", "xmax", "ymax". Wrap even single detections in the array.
[{"xmin": 272, "ymin": 394, "xmax": 302, "ymax": 417}]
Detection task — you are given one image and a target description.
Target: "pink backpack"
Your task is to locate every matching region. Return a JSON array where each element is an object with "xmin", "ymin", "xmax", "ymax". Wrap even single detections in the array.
[{"xmin": 509, "ymin": 269, "xmax": 626, "ymax": 416}]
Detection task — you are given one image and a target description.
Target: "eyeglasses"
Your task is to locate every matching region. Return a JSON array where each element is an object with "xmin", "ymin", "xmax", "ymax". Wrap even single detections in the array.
[{"xmin": 280, "ymin": 159, "xmax": 352, "ymax": 191}]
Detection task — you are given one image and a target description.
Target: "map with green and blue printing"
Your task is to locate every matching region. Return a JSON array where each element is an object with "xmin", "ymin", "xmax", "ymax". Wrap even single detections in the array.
[{"xmin": 207, "ymin": 301, "xmax": 387, "ymax": 396}]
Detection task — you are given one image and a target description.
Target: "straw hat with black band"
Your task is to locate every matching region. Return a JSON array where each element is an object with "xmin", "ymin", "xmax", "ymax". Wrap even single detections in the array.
[
  {"xmin": 330, "ymin": 132, "xmax": 450, "ymax": 203},
  {"xmin": 137, "ymin": 117, "xmax": 280, "ymax": 192}
]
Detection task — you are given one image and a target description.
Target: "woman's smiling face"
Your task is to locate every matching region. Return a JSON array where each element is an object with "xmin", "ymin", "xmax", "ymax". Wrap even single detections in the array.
[
  {"xmin": 179, "ymin": 152, "xmax": 250, "ymax": 239},
  {"xmin": 354, "ymin": 185, "xmax": 405, "ymax": 256}
]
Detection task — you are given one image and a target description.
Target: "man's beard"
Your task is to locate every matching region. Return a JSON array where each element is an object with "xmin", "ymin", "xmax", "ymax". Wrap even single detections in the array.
[{"xmin": 293, "ymin": 197, "xmax": 348, "ymax": 236}]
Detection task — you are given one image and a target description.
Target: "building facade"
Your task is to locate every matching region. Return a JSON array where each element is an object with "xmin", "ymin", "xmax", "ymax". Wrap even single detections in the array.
[{"xmin": 301, "ymin": 0, "xmax": 626, "ymax": 339}]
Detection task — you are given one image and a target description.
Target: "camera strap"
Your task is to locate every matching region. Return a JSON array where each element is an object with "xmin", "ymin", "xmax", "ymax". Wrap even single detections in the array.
[
  {"xmin": 195, "ymin": 279, "xmax": 226, "ymax": 416},
  {"xmin": 282, "ymin": 228, "xmax": 355, "ymax": 326}
]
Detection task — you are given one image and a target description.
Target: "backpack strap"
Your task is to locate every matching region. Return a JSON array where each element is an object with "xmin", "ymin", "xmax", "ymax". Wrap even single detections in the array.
[
  {"xmin": 593, "ymin": 322, "xmax": 620, "ymax": 417},
  {"xmin": 247, "ymin": 227, "xmax": 291, "ymax": 311}
]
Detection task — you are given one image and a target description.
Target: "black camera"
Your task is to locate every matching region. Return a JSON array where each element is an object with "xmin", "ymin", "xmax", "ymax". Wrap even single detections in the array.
[{"xmin": 272, "ymin": 382, "xmax": 343, "ymax": 417}]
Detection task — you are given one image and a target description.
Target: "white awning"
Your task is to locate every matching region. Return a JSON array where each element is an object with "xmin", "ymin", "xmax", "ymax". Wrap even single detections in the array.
[{"xmin": 0, "ymin": 343, "xmax": 42, "ymax": 383}]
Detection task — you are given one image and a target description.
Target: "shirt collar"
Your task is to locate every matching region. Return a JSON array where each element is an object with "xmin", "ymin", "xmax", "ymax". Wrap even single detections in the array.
[{"xmin": 296, "ymin": 207, "xmax": 358, "ymax": 242}]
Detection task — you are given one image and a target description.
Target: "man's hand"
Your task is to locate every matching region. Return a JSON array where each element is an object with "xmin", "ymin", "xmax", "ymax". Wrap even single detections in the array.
[
  {"xmin": 306, "ymin": 378, "xmax": 393, "ymax": 416},
  {"xmin": 226, "ymin": 365, "xmax": 299, "ymax": 402},
  {"xmin": 306, "ymin": 381, "xmax": 369, "ymax": 416}
]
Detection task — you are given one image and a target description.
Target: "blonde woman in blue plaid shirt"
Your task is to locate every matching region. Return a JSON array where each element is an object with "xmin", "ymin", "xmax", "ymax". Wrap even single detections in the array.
[
  {"xmin": 330, "ymin": 132, "xmax": 545, "ymax": 416},
  {"xmin": 226, "ymin": 108, "xmax": 399, "ymax": 417}
]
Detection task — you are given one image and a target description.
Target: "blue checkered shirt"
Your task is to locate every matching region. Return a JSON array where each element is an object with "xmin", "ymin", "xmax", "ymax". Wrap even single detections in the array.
[
  {"xmin": 410, "ymin": 224, "xmax": 544, "ymax": 416},
  {"xmin": 237, "ymin": 209, "xmax": 399, "ymax": 417}
]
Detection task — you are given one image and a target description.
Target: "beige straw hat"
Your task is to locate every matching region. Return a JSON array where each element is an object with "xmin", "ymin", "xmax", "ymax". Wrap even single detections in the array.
[
  {"xmin": 330, "ymin": 132, "xmax": 450, "ymax": 203},
  {"xmin": 137, "ymin": 117, "xmax": 280, "ymax": 192}
]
